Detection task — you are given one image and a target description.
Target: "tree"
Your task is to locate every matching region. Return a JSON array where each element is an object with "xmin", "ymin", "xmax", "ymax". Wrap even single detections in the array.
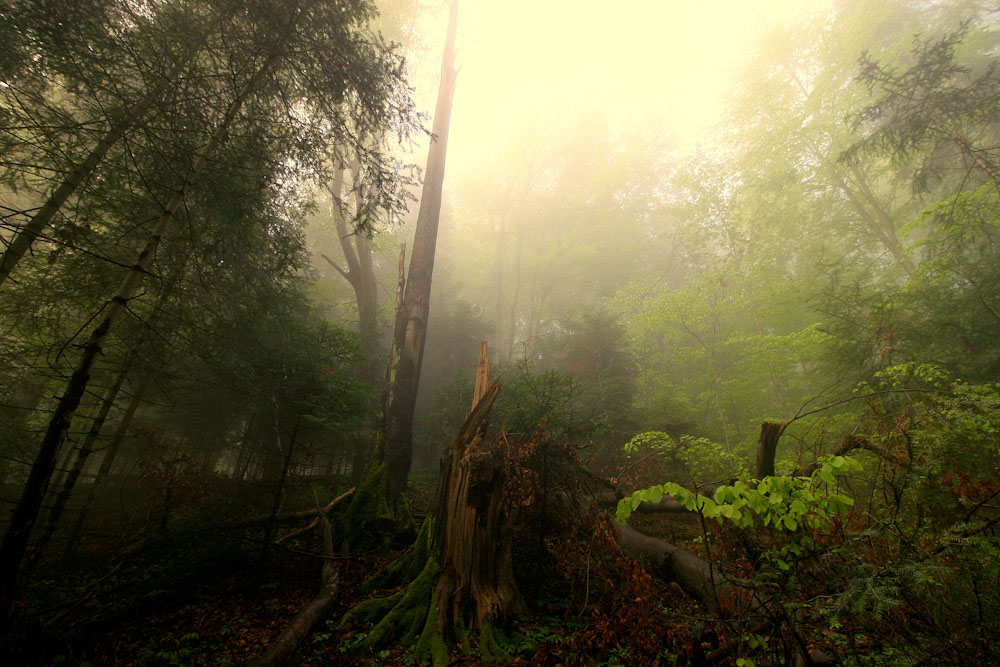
[
  {"xmin": 0, "ymin": 0, "xmax": 418, "ymax": 619},
  {"xmin": 848, "ymin": 25, "xmax": 1000, "ymax": 191},
  {"xmin": 341, "ymin": 345, "xmax": 518, "ymax": 666},
  {"xmin": 384, "ymin": 0, "xmax": 460, "ymax": 500}
]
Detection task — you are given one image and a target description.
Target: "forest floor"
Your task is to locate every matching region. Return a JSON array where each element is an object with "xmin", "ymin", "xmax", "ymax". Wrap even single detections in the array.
[{"xmin": 3, "ymin": 479, "xmax": 736, "ymax": 666}]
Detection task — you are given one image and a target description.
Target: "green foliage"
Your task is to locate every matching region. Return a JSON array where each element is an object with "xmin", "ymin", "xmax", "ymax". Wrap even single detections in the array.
[
  {"xmin": 616, "ymin": 455, "xmax": 861, "ymax": 533},
  {"xmin": 624, "ymin": 431, "xmax": 742, "ymax": 483}
]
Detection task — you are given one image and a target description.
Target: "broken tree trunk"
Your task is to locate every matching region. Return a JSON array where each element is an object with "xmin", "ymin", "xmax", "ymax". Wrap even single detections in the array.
[
  {"xmin": 756, "ymin": 421, "xmax": 786, "ymax": 479},
  {"xmin": 341, "ymin": 342, "xmax": 518, "ymax": 665}
]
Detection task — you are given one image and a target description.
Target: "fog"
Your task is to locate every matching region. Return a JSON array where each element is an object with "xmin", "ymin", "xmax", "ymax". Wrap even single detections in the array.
[{"xmin": 2, "ymin": 0, "xmax": 999, "ymax": 663}]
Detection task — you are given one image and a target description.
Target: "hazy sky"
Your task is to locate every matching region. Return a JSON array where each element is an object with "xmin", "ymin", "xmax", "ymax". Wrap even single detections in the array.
[{"xmin": 415, "ymin": 0, "xmax": 834, "ymax": 177}]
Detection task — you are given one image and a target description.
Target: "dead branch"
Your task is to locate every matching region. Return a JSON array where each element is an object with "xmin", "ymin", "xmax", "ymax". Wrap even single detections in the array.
[
  {"xmin": 231, "ymin": 488, "xmax": 355, "ymax": 530},
  {"xmin": 273, "ymin": 488, "xmax": 355, "ymax": 545},
  {"xmin": 250, "ymin": 492, "xmax": 341, "ymax": 665}
]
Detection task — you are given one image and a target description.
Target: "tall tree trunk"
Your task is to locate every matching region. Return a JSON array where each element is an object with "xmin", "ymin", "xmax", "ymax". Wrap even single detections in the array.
[
  {"xmin": 31, "ymin": 257, "xmax": 180, "ymax": 561},
  {"xmin": 494, "ymin": 218, "xmax": 504, "ymax": 355},
  {"xmin": 323, "ymin": 162, "xmax": 384, "ymax": 485},
  {"xmin": 323, "ymin": 162, "xmax": 379, "ymax": 349},
  {"xmin": 348, "ymin": 160, "xmax": 379, "ymax": 349},
  {"xmin": 503, "ymin": 223, "xmax": 524, "ymax": 361},
  {"xmin": 62, "ymin": 373, "xmax": 151, "ymax": 561},
  {"xmin": 0, "ymin": 62, "xmax": 269, "ymax": 619},
  {"xmin": 384, "ymin": 0, "xmax": 459, "ymax": 499},
  {"xmin": 233, "ymin": 415, "xmax": 258, "ymax": 481},
  {"xmin": 810, "ymin": 141, "xmax": 917, "ymax": 278},
  {"xmin": 265, "ymin": 415, "xmax": 301, "ymax": 543},
  {"xmin": 28, "ymin": 360, "xmax": 129, "ymax": 563}
]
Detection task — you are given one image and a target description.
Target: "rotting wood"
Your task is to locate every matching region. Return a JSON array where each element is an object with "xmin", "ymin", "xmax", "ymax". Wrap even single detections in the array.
[
  {"xmin": 340, "ymin": 341, "xmax": 516, "ymax": 665},
  {"xmin": 250, "ymin": 497, "xmax": 341, "ymax": 666}
]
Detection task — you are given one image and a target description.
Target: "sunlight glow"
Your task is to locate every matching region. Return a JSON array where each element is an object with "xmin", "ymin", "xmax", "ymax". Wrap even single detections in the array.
[{"xmin": 445, "ymin": 0, "xmax": 833, "ymax": 175}]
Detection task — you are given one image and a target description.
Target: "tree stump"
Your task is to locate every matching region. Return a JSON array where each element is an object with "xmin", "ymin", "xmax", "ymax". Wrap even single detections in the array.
[{"xmin": 341, "ymin": 343, "xmax": 518, "ymax": 664}]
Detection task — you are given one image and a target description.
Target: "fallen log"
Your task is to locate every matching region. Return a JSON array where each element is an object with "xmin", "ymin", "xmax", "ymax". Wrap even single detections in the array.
[
  {"xmin": 611, "ymin": 422, "xmax": 869, "ymax": 663},
  {"xmin": 612, "ymin": 521, "xmax": 734, "ymax": 612},
  {"xmin": 250, "ymin": 499, "xmax": 341, "ymax": 666},
  {"xmin": 249, "ymin": 570, "xmax": 340, "ymax": 666}
]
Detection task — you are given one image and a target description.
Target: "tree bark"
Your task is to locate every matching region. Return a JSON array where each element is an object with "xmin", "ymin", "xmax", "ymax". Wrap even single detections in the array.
[
  {"xmin": 61, "ymin": 374, "xmax": 151, "ymax": 561},
  {"xmin": 341, "ymin": 342, "xmax": 516, "ymax": 665},
  {"xmin": 324, "ymin": 163, "xmax": 379, "ymax": 348},
  {"xmin": 756, "ymin": 421, "xmax": 786, "ymax": 479},
  {"xmin": 28, "ymin": 360, "xmax": 129, "ymax": 562},
  {"xmin": 613, "ymin": 521, "xmax": 736, "ymax": 613},
  {"xmin": 384, "ymin": 0, "xmax": 459, "ymax": 500}
]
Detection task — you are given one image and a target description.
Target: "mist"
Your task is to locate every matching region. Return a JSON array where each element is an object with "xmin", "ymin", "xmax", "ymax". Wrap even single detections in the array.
[{"xmin": 2, "ymin": 0, "xmax": 999, "ymax": 664}]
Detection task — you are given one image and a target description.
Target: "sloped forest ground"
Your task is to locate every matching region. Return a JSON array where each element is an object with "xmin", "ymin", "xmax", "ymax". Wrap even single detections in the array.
[
  {"xmin": 3, "ymin": 462, "xmax": 716, "ymax": 667},
  {"xmin": 3, "ymin": 430, "xmax": 993, "ymax": 667},
  {"xmin": 8, "ymin": 519, "xmax": 695, "ymax": 667}
]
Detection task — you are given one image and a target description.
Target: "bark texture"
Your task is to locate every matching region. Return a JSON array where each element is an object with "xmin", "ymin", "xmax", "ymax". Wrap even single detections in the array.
[
  {"xmin": 384, "ymin": 0, "xmax": 459, "ymax": 499},
  {"xmin": 342, "ymin": 342, "xmax": 518, "ymax": 665},
  {"xmin": 756, "ymin": 421, "xmax": 787, "ymax": 479}
]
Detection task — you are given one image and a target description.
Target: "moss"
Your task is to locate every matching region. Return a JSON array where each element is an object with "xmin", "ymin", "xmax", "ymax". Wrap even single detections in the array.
[
  {"xmin": 343, "ymin": 555, "xmax": 442, "ymax": 654},
  {"xmin": 453, "ymin": 613, "xmax": 472, "ymax": 656},
  {"xmin": 478, "ymin": 617, "xmax": 511, "ymax": 663},
  {"xmin": 414, "ymin": 585, "xmax": 444, "ymax": 664},
  {"xmin": 360, "ymin": 516, "xmax": 432, "ymax": 594},
  {"xmin": 338, "ymin": 586, "xmax": 406, "ymax": 630},
  {"xmin": 337, "ymin": 447, "xmax": 415, "ymax": 553}
]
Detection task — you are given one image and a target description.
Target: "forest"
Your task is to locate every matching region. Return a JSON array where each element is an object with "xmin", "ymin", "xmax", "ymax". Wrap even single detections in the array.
[{"xmin": 1, "ymin": 0, "xmax": 999, "ymax": 665}]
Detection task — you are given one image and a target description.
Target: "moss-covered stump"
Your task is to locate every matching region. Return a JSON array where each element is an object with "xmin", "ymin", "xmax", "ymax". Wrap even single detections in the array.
[
  {"xmin": 340, "ymin": 516, "xmax": 514, "ymax": 666},
  {"xmin": 336, "ymin": 443, "xmax": 415, "ymax": 553},
  {"xmin": 340, "ymin": 366, "xmax": 520, "ymax": 665}
]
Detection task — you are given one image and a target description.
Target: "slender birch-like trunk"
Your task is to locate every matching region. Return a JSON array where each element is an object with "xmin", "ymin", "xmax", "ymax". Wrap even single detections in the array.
[{"xmin": 384, "ymin": 0, "xmax": 459, "ymax": 499}]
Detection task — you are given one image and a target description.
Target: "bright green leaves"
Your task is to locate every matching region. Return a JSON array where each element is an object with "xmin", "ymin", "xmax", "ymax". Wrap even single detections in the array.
[
  {"xmin": 623, "ymin": 431, "xmax": 675, "ymax": 454},
  {"xmin": 615, "ymin": 456, "xmax": 859, "ymax": 535}
]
